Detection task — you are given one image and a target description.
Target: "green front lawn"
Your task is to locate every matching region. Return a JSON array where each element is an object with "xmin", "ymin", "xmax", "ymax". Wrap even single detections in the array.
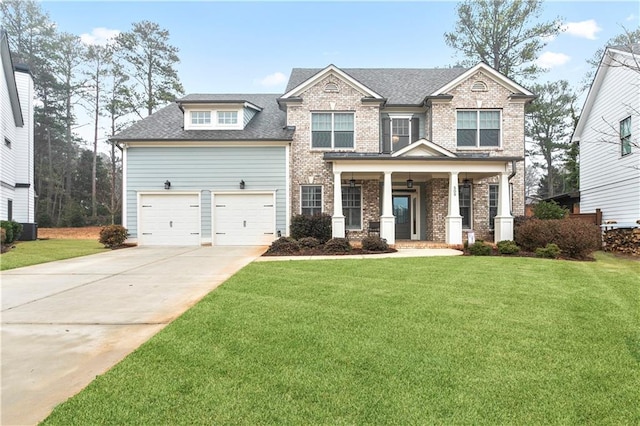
[
  {"xmin": 0, "ymin": 239, "xmax": 106, "ymax": 270},
  {"xmin": 43, "ymin": 253, "xmax": 639, "ymax": 424}
]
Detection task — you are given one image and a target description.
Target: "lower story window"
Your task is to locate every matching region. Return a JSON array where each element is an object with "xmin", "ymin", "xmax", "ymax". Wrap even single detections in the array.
[
  {"xmin": 7, "ymin": 199, "xmax": 13, "ymax": 221},
  {"xmin": 459, "ymin": 185, "xmax": 472, "ymax": 229},
  {"xmin": 301, "ymin": 185, "xmax": 322, "ymax": 216},
  {"xmin": 342, "ymin": 186, "xmax": 361, "ymax": 230},
  {"xmin": 489, "ymin": 184, "xmax": 498, "ymax": 229}
]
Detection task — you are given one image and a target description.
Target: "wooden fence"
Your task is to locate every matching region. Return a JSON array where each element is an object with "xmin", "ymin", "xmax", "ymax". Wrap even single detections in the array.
[{"xmin": 569, "ymin": 208, "xmax": 602, "ymax": 226}]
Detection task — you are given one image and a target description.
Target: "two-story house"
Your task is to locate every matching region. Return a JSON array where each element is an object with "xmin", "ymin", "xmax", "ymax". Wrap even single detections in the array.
[
  {"xmin": 572, "ymin": 44, "xmax": 639, "ymax": 225},
  {"xmin": 0, "ymin": 30, "xmax": 36, "ymax": 239},
  {"xmin": 112, "ymin": 63, "xmax": 533, "ymax": 246}
]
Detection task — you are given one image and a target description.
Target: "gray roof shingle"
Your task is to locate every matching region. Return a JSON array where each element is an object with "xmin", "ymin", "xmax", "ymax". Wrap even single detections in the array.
[
  {"xmin": 112, "ymin": 93, "xmax": 293, "ymax": 141},
  {"xmin": 285, "ymin": 67, "xmax": 469, "ymax": 104}
]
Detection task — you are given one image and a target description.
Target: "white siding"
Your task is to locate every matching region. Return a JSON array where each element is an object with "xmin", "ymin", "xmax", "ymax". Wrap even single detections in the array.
[
  {"xmin": 0, "ymin": 42, "xmax": 16, "ymax": 220},
  {"xmin": 579, "ymin": 50, "xmax": 640, "ymax": 223},
  {"xmin": 13, "ymin": 71, "xmax": 35, "ymax": 222}
]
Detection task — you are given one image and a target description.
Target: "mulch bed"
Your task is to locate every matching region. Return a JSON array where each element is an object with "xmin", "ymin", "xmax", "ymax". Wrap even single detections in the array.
[{"xmin": 262, "ymin": 248, "xmax": 397, "ymax": 257}]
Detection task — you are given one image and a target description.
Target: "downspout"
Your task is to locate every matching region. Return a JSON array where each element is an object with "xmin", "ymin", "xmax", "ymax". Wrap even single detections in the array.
[
  {"xmin": 508, "ymin": 160, "xmax": 517, "ymax": 180},
  {"xmin": 508, "ymin": 160, "xmax": 517, "ymax": 215}
]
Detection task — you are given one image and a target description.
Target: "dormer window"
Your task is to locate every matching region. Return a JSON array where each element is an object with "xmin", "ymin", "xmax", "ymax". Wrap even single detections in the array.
[
  {"xmin": 218, "ymin": 111, "xmax": 238, "ymax": 125},
  {"xmin": 191, "ymin": 111, "xmax": 211, "ymax": 125}
]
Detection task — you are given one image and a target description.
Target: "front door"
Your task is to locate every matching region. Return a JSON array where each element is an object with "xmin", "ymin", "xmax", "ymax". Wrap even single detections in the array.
[{"xmin": 393, "ymin": 195, "xmax": 411, "ymax": 239}]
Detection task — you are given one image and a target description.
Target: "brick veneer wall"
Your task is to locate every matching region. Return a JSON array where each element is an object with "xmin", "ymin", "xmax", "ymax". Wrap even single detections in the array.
[
  {"xmin": 288, "ymin": 74, "xmax": 380, "ymax": 219},
  {"xmin": 286, "ymin": 69, "xmax": 527, "ymax": 242}
]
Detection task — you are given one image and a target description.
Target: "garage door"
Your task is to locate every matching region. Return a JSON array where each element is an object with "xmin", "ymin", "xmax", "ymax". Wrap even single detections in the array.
[
  {"xmin": 214, "ymin": 193, "xmax": 275, "ymax": 246},
  {"xmin": 139, "ymin": 193, "xmax": 200, "ymax": 245}
]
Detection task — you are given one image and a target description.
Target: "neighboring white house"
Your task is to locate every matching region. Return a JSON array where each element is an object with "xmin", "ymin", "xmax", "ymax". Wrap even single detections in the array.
[
  {"xmin": 0, "ymin": 30, "xmax": 36, "ymax": 238},
  {"xmin": 573, "ymin": 44, "xmax": 640, "ymax": 225}
]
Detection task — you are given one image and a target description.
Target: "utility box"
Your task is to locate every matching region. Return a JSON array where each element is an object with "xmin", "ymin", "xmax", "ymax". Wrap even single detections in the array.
[{"xmin": 19, "ymin": 223, "xmax": 38, "ymax": 241}]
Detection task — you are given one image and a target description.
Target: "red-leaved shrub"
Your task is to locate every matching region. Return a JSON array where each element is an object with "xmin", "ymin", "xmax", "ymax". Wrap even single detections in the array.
[{"xmin": 515, "ymin": 218, "xmax": 600, "ymax": 259}]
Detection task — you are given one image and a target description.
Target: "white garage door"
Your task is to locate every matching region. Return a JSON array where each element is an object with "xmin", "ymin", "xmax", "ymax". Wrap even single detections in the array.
[
  {"xmin": 214, "ymin": 193, "xmax": 275, "ymax": 246},
  {"xmin": 139, "ymin": 193, "xmax": 201, "ymax": 245}
]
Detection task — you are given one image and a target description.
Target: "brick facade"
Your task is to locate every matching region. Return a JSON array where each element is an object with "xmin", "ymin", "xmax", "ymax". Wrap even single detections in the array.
[{"xmin": 285, "ymin": 67, "xmax": 529, "ymax": 243}]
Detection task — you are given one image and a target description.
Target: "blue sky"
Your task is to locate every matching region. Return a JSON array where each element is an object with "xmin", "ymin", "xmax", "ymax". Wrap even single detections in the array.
[{"xmin": 43, "ymin": 0, "xmax": 638, "ymax": 94}]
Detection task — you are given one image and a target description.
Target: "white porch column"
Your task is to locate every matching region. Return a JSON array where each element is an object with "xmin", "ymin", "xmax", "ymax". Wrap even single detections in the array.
[
  {"xmin": 332, "ymin": 171, "xmax": 345, "ymax": 238},
  {"xmin": 380, "ymin": 172, "xmax": 395, "ymax": 244},
  {"xmin": 494, "ymin": 172, "xmax": 514, "ymax": 242},
  {"xmin": 445, "ymin": 171, "xmax": 463, "ymax": 245}
]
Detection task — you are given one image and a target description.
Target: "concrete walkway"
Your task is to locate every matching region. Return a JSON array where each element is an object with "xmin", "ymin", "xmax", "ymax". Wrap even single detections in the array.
[
  {"xmin": 255, "ymin": 248, "xmax": 463, "ymax": 262},
  {"xmin": 1, "ymin": 246, "xmax": 264, "ymax": 426}
]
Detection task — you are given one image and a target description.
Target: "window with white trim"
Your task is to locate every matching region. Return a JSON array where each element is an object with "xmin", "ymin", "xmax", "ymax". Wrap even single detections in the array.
[
  {"xmin": 312, "ymin": 112, "xmax": 354, "ymax": 149},
  {"xmin": 489, "ymin": 184, "xmax": 498, "ymax": 229},
  {"xmin": 342, "ymin": 185, "xmax": 362, "ymax": 230},
  {"xmin": 459, "ymin": 185, "xmax": 472, "ymax": 229},
  {"xmin": 191, "ymin": 111, "xmax": 211, "ymax": 125},
  {"xmin": 392, "ymin": 118, "xmax": 410, "ymax": 148},
  {"xmin": 621, "ymin": 116, "xmax": 632, "ymax": 156},
  {"xmin": 457, "ymin": 110, "xmax": 500, "ymax": 147},
  {"xmin": 301, "ymin": 185, "xmax": 322, "ymax": 216},
  {"xmin": 218, "ymin": 111, "xmax": 238, "ymax": 125}
]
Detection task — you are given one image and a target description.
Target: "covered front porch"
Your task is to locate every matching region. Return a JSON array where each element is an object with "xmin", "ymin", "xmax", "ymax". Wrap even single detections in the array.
[{"xmin": 325, "ymin": 153, "xmax": 520, "ymax": 245}]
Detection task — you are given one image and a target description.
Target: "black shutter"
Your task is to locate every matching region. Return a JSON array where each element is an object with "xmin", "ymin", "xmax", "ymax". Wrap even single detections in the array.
[
  {"xmin": 382, "ymin": 117, "xmax": 390, "ymax": 153},
  {"xmin": 411, "ymin": 117, "xmax": 420, "ymax": 143}
]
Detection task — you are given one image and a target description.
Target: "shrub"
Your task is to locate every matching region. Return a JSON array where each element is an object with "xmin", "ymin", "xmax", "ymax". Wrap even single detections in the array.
[
  {"xmin": 99, "ymin": 225, "xmax": 128, "ymax": 248},
  {"xmin": 265, "ymin": 237, "xmax": 300, "ymax": 255},
  {"xmin": 298, "ymin": 237, "xmax": 320, "ymax": 249},
  {"xmin": 533, "ymin": 201, "xmax": 568, "ymax": 220},
  {"xmin": 323, "ymin": 238, "xmax": 352, "ymax": 254},
  {"xmin": 361, "ymin": 235, "xmax": 389, "ymax": 252},
  {"xmin": 468, "ymin": 241, "xmax": 492, "ymax": 256},
  {"xmin": 515, "ymin": 218, "xmax": 559, "ymax": 252},
  {"xmin": 516, "ymin": 219, "xmax": 601, "ymax": 259},
  {"xmin": 0, "ymin": 220, "xmax": 21, "ymax": 244},
  {"xmin": 536, "ymin": 243, "xmax": 561, "ymax": 259},
  {"xmin": 497, "ymin": 240, "xmax": 520, "ymax": 255},
  {"xmin": 0, "ymin": 228, "xmax": 6, "ymax": 245},
  {"xmin": 290, "ymin": 214, "xmax": 332, "ymax": 243}
]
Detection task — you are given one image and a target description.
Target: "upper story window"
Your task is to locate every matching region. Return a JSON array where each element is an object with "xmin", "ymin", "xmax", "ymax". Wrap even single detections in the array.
[
  {"xmin": 191, "ymin": 111, "xmax": 211, "ymax": 125},
  {"xmin": 457, "ymin": 110, "xmax": 500, "ymax": 148},
  {"xmin": 621, "ymin": 116, "xmax": 632, "ymax": 156},
  {"xmin": 382, "ymin": 116, "xmax": 419, "ymax": 153},
  {"xmin": 218, "ymin": 111, "xmax": 238, "ymax": 125},
  {"xmin": 301, "ymin": 185, "xmax": 322, "ymax": 216},
  {"xmin": 311, "ymin": 112, "xmax": 354, "ymax": 149}
]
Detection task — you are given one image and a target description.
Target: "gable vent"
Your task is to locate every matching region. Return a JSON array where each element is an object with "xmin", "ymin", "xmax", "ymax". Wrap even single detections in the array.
[
  {"xmin": 324, "ymin": 82, "xmax": 339, "ymax": 93},
  {"xmin": 471, "ymin": 81, "xmax": 488, "ymax": 92}
]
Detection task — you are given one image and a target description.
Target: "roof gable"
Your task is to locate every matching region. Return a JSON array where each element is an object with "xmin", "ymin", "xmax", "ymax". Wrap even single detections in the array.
[
  {"xmin": 281, "ymin": 64, "xmax": 383, "ymax": 100},
  {"xmin": 392, "ymin": 139, "xmax": 457, "ymax": 158},
  {"xmin": 572, "ymin": 46, "xmax": 638, "ymax": 141},
  {"xmin": 1, "ymin": 30, "xmax": 24, "ymax": 127},
  {"xmin": 432, "ymin": 62, "xmax": 534, "ymax": 97}
]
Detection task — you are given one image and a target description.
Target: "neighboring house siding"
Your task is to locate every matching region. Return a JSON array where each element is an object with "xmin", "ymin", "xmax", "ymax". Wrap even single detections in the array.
[
  {"xmin": 125, "ymin": 146, "xmax": 287, "ymax": 240},
  {"xmin": 13, "ymin": 70, "xmax": 35, "ymax": 222},
  {"xmin": 579, "ymin": 51, "xmax": 640, "ymax": 223}
]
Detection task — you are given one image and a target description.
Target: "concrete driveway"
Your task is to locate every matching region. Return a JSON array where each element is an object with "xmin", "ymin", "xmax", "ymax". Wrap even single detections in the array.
[{"xmin": 1, "ymin": 245, "xmax": 264, "ymax": 425}]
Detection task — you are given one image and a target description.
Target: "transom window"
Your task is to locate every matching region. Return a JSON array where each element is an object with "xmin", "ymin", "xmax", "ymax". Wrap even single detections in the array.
[
  {"xmin": 342, "ymin": 186, "xmax": 362, "ymax": 230},
  {"xmin": 301, "ymin": 185, "xmax": 322, "ymax": 216},
  {"xmin": 459, "ymin": 185, "xmax": 472, "ymax": 229},
  {"xmin": 621, "ymin": 116, "xmax": 632, "ymax": 156},
  {"xmin": 218, "ymin": 111, "xmax": 238, "ymax": 125},
  {"xmin": 312, "ymin": 112, "xmax": 354, "ymax": 149},
  {"xmin": 489, "ymin": 184, "xmax": 498, "ymax": 229},
  {"xmin": 457, "ymin": 110, "xmax": 500, "ymax": 147},
  {"xmin": 191, "ymin": 111, "xmax": 211, "ymax": 125}
]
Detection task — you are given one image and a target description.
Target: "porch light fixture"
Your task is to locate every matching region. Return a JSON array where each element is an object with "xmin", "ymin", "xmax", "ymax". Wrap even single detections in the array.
[
  {"xmin": 349, "ymin": 173, "xmax": 356, "ymax": 188},
  {"xmin": 239, "ymin": 180, "xmax": 245, "ymax": 189},
  {"xmin": 164, "ymin": 180, "xmax": 171, "ymax": 190},
  {"xmin": 406, "ymin": 173, "xmax": 414, "ymax": 189}
]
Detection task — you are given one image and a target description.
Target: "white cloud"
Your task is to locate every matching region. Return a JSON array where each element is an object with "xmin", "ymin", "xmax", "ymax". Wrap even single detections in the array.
[
  {"xmin": 254, "ymin": 72, "xmax": 287, "ymax": 87},
  {"xmin": 562, "ymin": 20, "xmax": 602, "ymax": 40},
  {"xmin": 626, "ymin": 14, "xmax": 636, "ymax": 22},
  {"xmin": 80, "ymin": 27, "xmax": 120, "ymax": 46},
  {"xmin": 537, "ymin": 51, "xmax": 571, "ymax": 69}
]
